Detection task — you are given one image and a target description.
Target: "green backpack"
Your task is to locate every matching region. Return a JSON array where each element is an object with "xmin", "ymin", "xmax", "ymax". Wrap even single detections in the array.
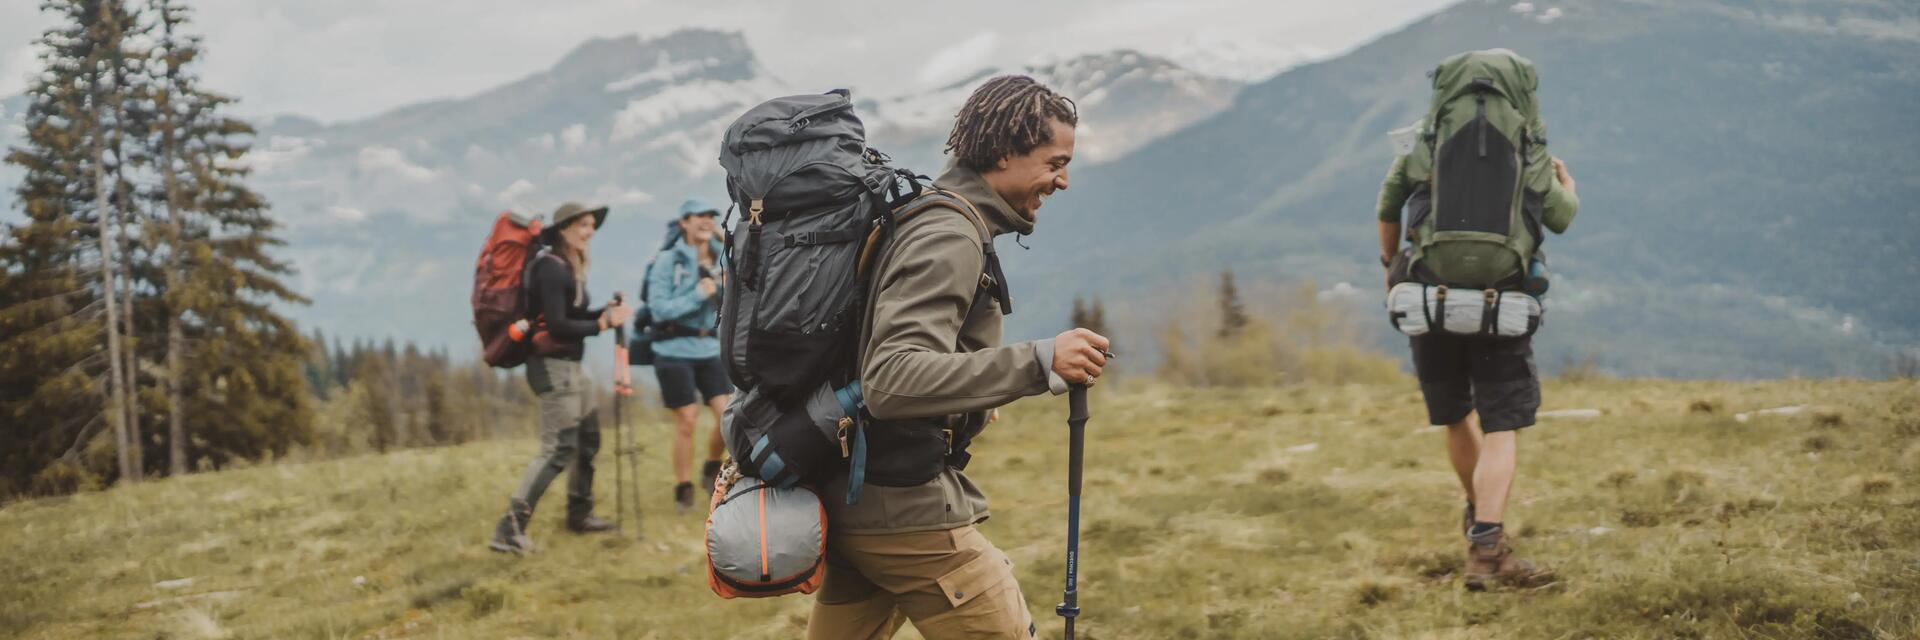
[{"xmin": 1404, "ymin": 49, "xmax": 1554, "ymax": 289}]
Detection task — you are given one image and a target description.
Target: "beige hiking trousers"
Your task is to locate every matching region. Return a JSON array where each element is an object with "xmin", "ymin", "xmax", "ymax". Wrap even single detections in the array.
[{"xmin": 807, "ymin": 525, "xmax": 1036, "ymax": 640}]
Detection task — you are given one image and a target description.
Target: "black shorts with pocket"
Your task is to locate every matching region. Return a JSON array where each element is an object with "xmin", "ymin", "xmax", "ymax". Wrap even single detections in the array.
[
  {"xmin": 1409, "ymin": 333, "xmax": 1541, "ymax": 432},
  {"xmin": 653, "ymin": 355, "xmax": 734, "ymax": 409}
]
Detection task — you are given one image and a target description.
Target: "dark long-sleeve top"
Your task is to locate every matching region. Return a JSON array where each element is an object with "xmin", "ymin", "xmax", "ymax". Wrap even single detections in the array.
[{"xmin": 531, "ymin": 254, "xmax": 603, "ymax": 360}]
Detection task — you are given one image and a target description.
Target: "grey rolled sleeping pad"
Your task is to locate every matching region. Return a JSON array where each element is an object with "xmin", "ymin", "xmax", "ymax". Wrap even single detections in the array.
[{"xmin": 706, "ymin": 475, "xmax": 826, "ymax": 592}]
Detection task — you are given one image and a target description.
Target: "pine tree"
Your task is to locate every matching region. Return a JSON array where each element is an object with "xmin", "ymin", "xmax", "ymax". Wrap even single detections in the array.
[
  {"xmin": 357, "ymin": 352, "xmax": 397, "ymax": 453},
  {"xmin": 304, "ymin": 328, "xmax": 332, "ymax": 399},
  {"xmin": 1218, "ymin": 270, "xmax": 1249, "ymax": 339},
  {"xmin": 1086, "ymin": 296, "xmax": 1110, "ymax": 342},
  {"xmin": 1, "ymin": 0, "xmax": 150, "ymax": 489},
  {"xmin": 331, "ymin": 338, "xmax": 350, "ymax": 389},
  {"xmin": 1158, "ymin": 318, "xmax": 1193, "ymax": 384},
  {"xmin": 423, "ymin": 371, "xmax": 451, "ymax": 445},
  {"xmin": 140, "ymin": 0, "xmax": 312, "ymax": 473},
  {"xmin": 1070, "ymin": 296, "xmax": 1087, "ymax": 330}
]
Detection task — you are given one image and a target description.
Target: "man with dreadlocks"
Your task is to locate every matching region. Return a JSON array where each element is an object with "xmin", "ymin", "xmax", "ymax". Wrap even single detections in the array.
[{"xmin": 806, "ymin": 75, "xmax": 1110, "ymax": 639}]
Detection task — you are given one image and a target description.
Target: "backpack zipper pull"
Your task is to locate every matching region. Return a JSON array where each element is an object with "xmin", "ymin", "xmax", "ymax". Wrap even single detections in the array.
[{"xmin": 741, "ymin": 198, "xmax": 764, "ymax": 289}]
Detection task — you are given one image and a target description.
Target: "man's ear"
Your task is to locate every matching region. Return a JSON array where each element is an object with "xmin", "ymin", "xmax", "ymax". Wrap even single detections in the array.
[{"xmin": 995, "ymin": 155, "xmax": 1011, "ymax": 171}]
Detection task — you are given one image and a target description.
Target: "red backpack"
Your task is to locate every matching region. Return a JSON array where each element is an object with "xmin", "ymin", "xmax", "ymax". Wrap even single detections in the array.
[{"xmin": 472, "ymin": 211, "xmax": 544, "ymax": 368}]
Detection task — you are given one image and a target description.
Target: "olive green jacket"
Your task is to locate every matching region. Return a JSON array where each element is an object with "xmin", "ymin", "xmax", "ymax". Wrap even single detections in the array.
[{"xmin": 822, "ymin": 162, "xmax": 1066, "ymax": 535}]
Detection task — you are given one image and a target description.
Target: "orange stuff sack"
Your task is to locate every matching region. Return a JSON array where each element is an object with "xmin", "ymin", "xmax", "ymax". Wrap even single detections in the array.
[{"xmin": 705, "ymin": 466, "xmax": 827, "ymax": 598}]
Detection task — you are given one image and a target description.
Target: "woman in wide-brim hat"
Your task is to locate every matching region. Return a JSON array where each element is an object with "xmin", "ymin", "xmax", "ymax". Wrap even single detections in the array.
[{"xmin": 490, "ymin": 202, "xmax": 631, "ymax": 554}]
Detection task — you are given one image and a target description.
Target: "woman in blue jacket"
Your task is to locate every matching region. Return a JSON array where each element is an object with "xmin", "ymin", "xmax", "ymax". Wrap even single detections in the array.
[{"xmin": 646, "ymin": 197, "xmax": 733, "ymax": 512}]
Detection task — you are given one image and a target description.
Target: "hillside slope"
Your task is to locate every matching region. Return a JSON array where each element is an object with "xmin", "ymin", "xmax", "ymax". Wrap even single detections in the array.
[{"xmin": 4, "ymin": 379, "xmax": 1916, "ymax": 638}]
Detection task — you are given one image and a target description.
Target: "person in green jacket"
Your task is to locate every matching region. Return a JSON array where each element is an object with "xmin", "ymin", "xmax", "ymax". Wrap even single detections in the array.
[
  {"xmin": 1375, "ymin": 52, "xmax": 1580, "ymax": 589},
  {"xmin": 806, "ymin": 75, "xmax": 1110, "ymax": 640}
]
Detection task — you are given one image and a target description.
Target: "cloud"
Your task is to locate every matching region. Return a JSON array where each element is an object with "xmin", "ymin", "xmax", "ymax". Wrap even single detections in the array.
[
  {"xmin": 0, "ymin": 44, "xmax": 35, "ymax": 98},
  {"xmin": 1316, "ymin": 282, "xmax": 1362, "ymax": 302},
  {"xmin": 917, "ymin": 31, "xmax": 999, "ymax": 86},
  {"xmin": 548, "ymin": 165, "xmax": 594, "ymax": 181},
  {"xmin": 356, "ymin": 145, "xmax": 436, "ymax": 182},
  {"xmin": 560, "ymin": 123, "xmax": 588, "ymax": 152},
  {"xmin": 609, "ymin": 79, "xmax": 776, "ymax": 141},
  {"xmin": 327, "ymin": 206, "xmax": 367, "ymax": 222},
  {"xmin": 497, "ymin": 179, "xmax": 537, "ymax": 205},
  {"xmin": 247, "ymin": 135, "xmax": 321, "ymax": 175},
  {"xmin": 527, "ymin": 133, "xmax": 556, "ymax": 153},
  {"xmin": 2, "ymin": 0, "xmax": 1461, "ymax": 122}
]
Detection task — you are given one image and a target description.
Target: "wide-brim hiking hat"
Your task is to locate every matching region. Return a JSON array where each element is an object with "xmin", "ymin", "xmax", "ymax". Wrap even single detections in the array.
[
  {"xmin": 678, "ymin": 196, "xmax": 720, "ymax": 219},
  {"xmin": 542, "ymin": 202, "xmax": 608, "ymax": 244}
]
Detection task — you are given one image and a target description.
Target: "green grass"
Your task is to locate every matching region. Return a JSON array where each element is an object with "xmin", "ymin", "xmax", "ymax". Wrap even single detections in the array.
[{"xmin": 3, "ymin": 379, "xmax": 1917, "ymax": 639}]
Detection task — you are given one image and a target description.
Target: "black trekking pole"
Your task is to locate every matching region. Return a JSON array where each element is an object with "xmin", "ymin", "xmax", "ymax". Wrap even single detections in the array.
[
  {"xmin": 612, "ymin": 324, "xmax": 628, "ymax": 534},
  {"xmin": 612, "ymin": 322, "xmax": 642, "ymax": 539},
  {"xmin": 1057, "ymin": 384, "xmax": 1089, "ymax": 639}
]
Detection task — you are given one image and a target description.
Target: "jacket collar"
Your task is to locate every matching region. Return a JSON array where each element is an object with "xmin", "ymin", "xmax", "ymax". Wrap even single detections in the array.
[
  {"xmin": 669, "ymin": 236, "xmax": 725, "ymax": 265},
  {"xmin": 934, "ymin": 161, "xmax": 1033, "ymax": 237}
]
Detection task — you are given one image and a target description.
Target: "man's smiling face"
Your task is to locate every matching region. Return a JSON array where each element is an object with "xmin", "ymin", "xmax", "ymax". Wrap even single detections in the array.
[{"xmin": 986, "ymin": 118, "xmax": 1074, "ymax": 223}]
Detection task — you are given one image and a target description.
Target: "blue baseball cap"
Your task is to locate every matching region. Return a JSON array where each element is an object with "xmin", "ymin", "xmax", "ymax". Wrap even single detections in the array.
[{"xmin": 678, "ymin": 196, "xmax": 720, "ymax": 219}]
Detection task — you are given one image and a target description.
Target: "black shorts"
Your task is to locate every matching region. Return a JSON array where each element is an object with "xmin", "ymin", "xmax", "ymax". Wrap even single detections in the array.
[
  {"xmin": 1409, "ymin": 334, "xmax": 1541, "ymax": 433},
  {"xmin": 653, "ymin": 356, "xmax": 734, "ymax": 409}
]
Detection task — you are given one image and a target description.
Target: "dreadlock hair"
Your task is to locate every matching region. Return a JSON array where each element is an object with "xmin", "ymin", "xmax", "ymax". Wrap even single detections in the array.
[{"xmin": 945, "ymin": 75, "xmax": 1078, "ymax": 172}]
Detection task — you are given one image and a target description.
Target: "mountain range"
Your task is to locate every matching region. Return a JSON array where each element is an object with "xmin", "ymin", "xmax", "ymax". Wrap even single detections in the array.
[
  {"xmin": 1015, "ymin": 0, "xmax": 1920, "ymax": 378},
  {"xmin": 4, "ymin": 0, "xmax": 1917, "ymax": 378},
  {"xmin": 0, "ymin": 29, "xmax": 1245, "ymax": 358}
]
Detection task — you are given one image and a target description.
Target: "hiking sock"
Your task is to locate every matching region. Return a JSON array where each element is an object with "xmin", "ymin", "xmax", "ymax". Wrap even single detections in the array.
[{"xmin": 1468, "ymin": 521, "xmax": 1503, "ymax": 546}]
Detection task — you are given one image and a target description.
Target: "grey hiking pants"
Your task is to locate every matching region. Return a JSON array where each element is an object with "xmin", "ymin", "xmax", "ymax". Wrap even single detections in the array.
[{"xmin": 508, "ymin": 356, "xmax": 600, "ymax": 520}]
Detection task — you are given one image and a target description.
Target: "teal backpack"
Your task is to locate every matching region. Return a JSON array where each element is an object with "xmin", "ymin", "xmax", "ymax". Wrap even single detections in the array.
[{"xmin": 1403, "ymin": 49, "xmax": 1554, "ymax": 289}]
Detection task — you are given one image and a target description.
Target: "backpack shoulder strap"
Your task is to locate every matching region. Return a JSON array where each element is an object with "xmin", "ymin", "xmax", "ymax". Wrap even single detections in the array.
[
  {"xmin": 859, "ymin": 189, "xmax": 1011, "ymax": 315},
  {"xmin": 523, "ymin": 248, "xmax": 567, "ymax": 320}
]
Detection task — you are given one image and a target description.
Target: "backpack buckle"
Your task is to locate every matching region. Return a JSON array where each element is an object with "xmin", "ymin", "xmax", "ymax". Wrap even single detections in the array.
[
  {"xmin": 837, "ymin": 417, "xmax": 853, "ymax": 458},
  {"xmin": 942, "ymin": 428, "xmax": 954, "ymax": 455}
]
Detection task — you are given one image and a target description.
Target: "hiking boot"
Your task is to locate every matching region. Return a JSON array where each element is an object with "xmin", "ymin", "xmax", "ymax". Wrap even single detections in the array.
[
  {"xmin": 699, "ymin": 460, "xmax": 723, "ymax": 497},
  {"xmin": 488, "ymin": 507, "xmax": 535, "ymax": 555},
  {"xmin": 567, "ymin": 514, "xmax": 617, "ymax": 534},
  {"xmin": 674, "ymin": 481, "xmax": 696, "ymax": 514},
  {"xmin": 1464, "ymin": 533, "xmax": 1552, "ymax": 590},
  {"xmin": 564, "ymin": 496, "xmax": 613, "ymax": 533}
]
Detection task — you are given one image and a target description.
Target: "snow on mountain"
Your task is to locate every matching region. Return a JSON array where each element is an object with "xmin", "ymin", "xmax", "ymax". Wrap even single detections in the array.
[
  {"xmin": 863, "ymin": 49, "xmax": 1243, "ymax": 170},
  {"xmin": 0, "ymin": 30, "xmax": 1247, "ymax": 353},
  {"xmin": 1161, "ymin": 34, "xmax": 1323, "ymax": 83}
]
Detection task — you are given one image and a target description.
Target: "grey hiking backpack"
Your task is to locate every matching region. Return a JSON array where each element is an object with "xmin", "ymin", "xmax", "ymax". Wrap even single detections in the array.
[
  {"xmin": 718, "ymin": 89, "xmax": 913, "ymax": 408},
  {"xmin": 716, "ymin": 89, "xmax": 917, "ymax": 492},
  {"xmin": 715, "ymin": 90, "xmax": 1005, "ymax": 501}
]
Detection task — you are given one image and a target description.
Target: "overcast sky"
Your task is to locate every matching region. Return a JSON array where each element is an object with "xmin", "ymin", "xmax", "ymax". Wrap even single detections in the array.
[{"xmin": 1, "ymin": 0, "xmax": 1456, "ymax": 123}]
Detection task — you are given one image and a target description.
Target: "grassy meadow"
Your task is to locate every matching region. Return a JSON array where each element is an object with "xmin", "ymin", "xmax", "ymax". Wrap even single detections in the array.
[{"xmin": 2, "ymin": 377, "xmax": 1917, "ymax": 639}]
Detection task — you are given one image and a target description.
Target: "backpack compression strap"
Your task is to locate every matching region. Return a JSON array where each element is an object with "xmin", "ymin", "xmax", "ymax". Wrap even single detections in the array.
[{"xmin": 836, "ymin": 382, "xmax": 868, "ymax": 505}]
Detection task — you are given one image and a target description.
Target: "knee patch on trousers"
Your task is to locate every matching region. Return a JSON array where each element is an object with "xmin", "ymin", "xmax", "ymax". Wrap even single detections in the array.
[{"xmin": 543, "ymin": 428, "xmax": 580, "ymax": 470}]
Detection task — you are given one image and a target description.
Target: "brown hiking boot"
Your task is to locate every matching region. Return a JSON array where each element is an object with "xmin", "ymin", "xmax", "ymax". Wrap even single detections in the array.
[{"xmin": 1464, "ymin": 533, "xmax": 1553, "ymax": 590}]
